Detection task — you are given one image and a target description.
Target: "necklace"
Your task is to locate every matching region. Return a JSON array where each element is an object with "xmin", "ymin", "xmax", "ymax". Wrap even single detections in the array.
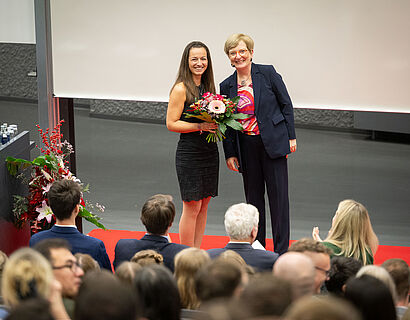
[{"xmin": 239, "ymin": 74, "xmax": 251, "ymax": 86}]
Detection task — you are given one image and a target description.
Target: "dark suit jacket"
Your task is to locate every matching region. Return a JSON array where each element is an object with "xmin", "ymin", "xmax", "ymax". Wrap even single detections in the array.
[
  {"xmin": 220, "ymin": 63, "xmax": 296, "ymax": 168},
  {"xmin": 29, "ymin": 225, "xmax": 112, "ymax": 271},
  {"xmin": 113, "ymin": 234, "xmax": 189, "ymax": 272},
  {"xmin": 207, "ymin": 242, "xmax": 279, "ymax": 271}
]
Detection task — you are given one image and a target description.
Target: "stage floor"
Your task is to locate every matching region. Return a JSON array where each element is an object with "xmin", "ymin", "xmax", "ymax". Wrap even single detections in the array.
[{"xmin": 2, "ymin": 100, "xmax": 410, "ymax": 247}]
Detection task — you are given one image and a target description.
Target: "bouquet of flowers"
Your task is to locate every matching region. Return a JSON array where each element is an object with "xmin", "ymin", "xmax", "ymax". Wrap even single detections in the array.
[
  {"xmin": 5, "ymin": 120, "xmax": 106, "ymax": 233},
  {"xmin": 184, "ymin": 92, "xmax": 248, "ymax": 143}
]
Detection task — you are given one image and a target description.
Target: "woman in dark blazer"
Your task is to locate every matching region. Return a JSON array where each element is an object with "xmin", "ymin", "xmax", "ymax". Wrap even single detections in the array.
[{"xmin": 220, "ymin": 33, "xmax": 296, "ymax": 254}]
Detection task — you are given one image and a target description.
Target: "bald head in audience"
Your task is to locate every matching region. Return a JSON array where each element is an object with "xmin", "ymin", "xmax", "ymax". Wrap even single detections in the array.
[{"xmin": 273, "ymin": 252, "xmax": 316, "ymax": 300}]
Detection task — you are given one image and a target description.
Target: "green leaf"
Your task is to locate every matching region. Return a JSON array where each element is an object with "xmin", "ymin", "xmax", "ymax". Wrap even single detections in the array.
[
  {"xmin": 231, "ymin": 96, "xmax": 240, "ymax": 104},
  {"xmin": 5, "ymin": 157, "xmax": 33, "ymax": 176},
  {"xmin": 231, "ymin": 113, "xmax": 248, "ymax": 120},
  {"xmin": 78, "ymin": 207, "xmax": 106, "ymax": 230},
  {"xmin": 225, "ymin": 119, "xmax": 244, "ymax": 131},
  {"xmin": 219, "ymin": 123, "xmax": 227, "ymax": 135}
]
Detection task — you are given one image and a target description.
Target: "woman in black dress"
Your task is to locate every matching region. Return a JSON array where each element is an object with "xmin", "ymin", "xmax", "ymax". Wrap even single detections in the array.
[{"xmin": 166, "ymin": 41, "xmax": 218, "ymax": 248}]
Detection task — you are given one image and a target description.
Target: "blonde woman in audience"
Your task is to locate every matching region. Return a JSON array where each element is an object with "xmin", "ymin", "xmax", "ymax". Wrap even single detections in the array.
[
  {"xmin": 131, "ymin": 249, "xmax": 164, "ymax": 267},
  {"xmin": 312, "ymin": 199, "xmax": 378, "ymax": 265},
  {"xmin": 74, "ymin": 253, "xmax": 100, "ymax": 274},
  {"xmin": 1, "ymin": 248, "xmax": 69, "ymax": 319},
  {"xmin": 218, "ymin": 250, "xmax": 255, "ymax": 277},
  {"xmin": 174, "ymin": 247, "xmax": 210, "ymax": 309},
  {"xmin": 115, "ymin": 261, "xmax": 141, "ymax": 285}
]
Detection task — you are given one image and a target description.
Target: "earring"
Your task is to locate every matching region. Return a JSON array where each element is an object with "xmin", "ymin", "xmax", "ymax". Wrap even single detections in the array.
[
  {"xmin": 250, "ymin": 58, "xmax": 253, "ymax": 62},
  {"xmin": 231, "ymin": 64, "xmax": 235, "ymax": 67}
]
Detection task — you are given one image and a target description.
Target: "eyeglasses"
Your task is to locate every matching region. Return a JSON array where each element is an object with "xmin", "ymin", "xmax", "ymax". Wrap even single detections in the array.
[
  {"xmin": 53, "ymin": 260, "xmax": 81, "ymax": 272},
  {"xmin": 315, "ymin": 266, "xmax": 330, "ymax": 277},
  {"xmin": 229, "ymin": 49, "xmax": 248, "ymax": 58}
]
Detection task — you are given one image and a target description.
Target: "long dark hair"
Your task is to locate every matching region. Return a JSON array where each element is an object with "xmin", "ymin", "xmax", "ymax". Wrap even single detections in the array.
[{"xmin": 171, "ymin": 41, "xmax": 216, "ymax": 104}]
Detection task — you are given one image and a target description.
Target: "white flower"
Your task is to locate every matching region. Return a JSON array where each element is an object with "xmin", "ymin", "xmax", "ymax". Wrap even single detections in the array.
[
  {"xmin": 42, "ymin": 183, "xmax": 52, "ymax": 195},
  {"xmin": 36, "ymin": 201, "xmax": 54, "ymax": 223},
  {"xmin": 208, "ymin": 100, "xmax": 226, "ymax": 114}
]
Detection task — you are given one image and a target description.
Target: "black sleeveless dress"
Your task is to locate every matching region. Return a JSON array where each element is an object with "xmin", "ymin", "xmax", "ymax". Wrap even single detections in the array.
[{"xmin": 176, "ymin": 100, "xmax": 219, "ymax": 202}]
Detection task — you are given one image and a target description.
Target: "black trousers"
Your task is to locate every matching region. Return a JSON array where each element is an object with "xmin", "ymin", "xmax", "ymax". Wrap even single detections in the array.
[{"xmin": 239, "ymin": 133, "xmax": 290, "ymax": 254}]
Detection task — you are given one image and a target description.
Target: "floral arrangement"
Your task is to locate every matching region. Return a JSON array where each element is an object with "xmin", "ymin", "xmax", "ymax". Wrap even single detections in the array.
[
  {"xmin": 185, "ymin": 92, "xmax": 247, "ymax": 142},
  {"xmin": 5, "ymin": 120, "xmax": 106, "ymax": 233}
]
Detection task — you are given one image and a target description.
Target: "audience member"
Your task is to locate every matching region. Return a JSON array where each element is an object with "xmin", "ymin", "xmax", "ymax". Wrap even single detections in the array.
[
  {"xmin": 284, "ymin": 296, "xmax": 362, "ymax": 320},
  {"xmin": 345, "ymin": 274, "xmax": 397, "ymax": 320},
  {"xmin": 33, "ymin": 238, "xmax": 84, "ymax": 318},
  {"xmin": 195, "ymin": 260, "xmax": 244, "ymax": 306},
  {"xmin": 382, "ymin": 258, "xmax": 410, "ymax": 319},
  {"xmin": 288, "ymin": 238, "xmax": 331, "ymax": 294},
  {"xmin": 217, "ymin": 249, "xmax": 256, "ymax": 277},
  {"xmin": 356, "ymin": 265, "xmax": 397, "ymax": 302},
  {"xmin": 115, "ymin": 261, "xmax": 142, "ymax": 285},
  {"xmin": 0, "ymin": 250, "xmax": 7, "ymax": 306},
  {"xmin": 312, "ymin": 199, "xmax": 378, "ymax": 265},
  {"xmin": 131, "ymin": 249, "xmax": 164, "ymax": 267},
  {"xmin": 5, "ymin": 298, "xmax": 54, "ymax": 320},
  {"xmin": 114, "ymin": 194, "xmax": 188, "ymax": 271},
  {"xmin": 273, "ymin": 251, "xmax": 316, "ymax": 300},
  {"xmin": 236, "ymin": 273, "xmax": 292, "ymax": 319},
  {"xmin": 74, "ymin": 253, "xmax": 100, "ymax": 274},
  {"xmin": 133, "ymin": 264, "xmax": 181, "ymax": 320},
  {"xmin": 75, "ymin": 270, "xmax": 141, "ymax": 320},
  {"xmin": 207, "ymin": 203, "xmax": 278, "ymax": 271},
  {"xmin": 29, "ymin": 179, "xmax": 112, "ymax": 271},
  {"xmin": 1, "ymin": 247, "xmax": 69, "ymax": 320},
  {"xmin": 403, "ymin": 308, "xmax": 410, "ymax": 320},
  {"xmin": 325, "ymin": 256, "xmax": 362, "ymax": 297},
  {"xmin": 174, "ymin": 248, "xmax": 210, "ymax": 310}
]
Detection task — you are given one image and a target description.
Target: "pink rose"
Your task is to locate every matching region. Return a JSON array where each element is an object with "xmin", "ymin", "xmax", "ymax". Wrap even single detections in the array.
[{"xmin": 208, "ymin": 100, "xmax": 226, "ymax": 114}]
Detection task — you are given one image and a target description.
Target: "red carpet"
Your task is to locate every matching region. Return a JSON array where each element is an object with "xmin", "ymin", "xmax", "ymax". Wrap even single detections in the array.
[{"xmin": 88, "ymin": 229, "xmax": 410, "ymax": 269}]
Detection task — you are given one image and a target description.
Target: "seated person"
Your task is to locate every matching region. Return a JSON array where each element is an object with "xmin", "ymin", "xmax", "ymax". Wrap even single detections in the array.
[
  {"xmin": 325, "ymin": 256, "xmax": 362, "ymax": 297},
  {"xmin": 312, "ymin": 199, "xmax": 378, "ymax": 265},
  {"xmin": 29, "ymin": 179, "xmax": 112, "ymax": 271},
  {"xmin": 207, "ymin": 203, "xmax": 278, "ymax": 271},
  {"xmin": 130, "ymin": 249, "xmax": 164, "ymax": 267},
  {"xmin": 113, "ymin": 194, "xmax": 188, "ymax": 271}
]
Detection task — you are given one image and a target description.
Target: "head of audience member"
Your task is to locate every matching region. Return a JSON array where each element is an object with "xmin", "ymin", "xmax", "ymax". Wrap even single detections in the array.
[
  {"xmin": 284, "ymin": 296, "xmax": 362, "ymax": 320},
  {"xmin": 273, "ymin": 251, "xmax": 316, "ymax": 300},
  {"xmin": 217, "ymin": 249, "xmax": 255, "ymax": 278},
  {"xmin": 140, "ymin": 194, "xmax": 175, "ymax": 236},
  {"xmin": 174, "ymin": 247, "xmax": 210, "ymax": 309},
  {"xmin": 0, "ymin": 250, "xmax": 8, "ymax": 294},
  {"xmin": 5, "ymin": 298, "xmax": 54, "ymax": 320},
  {"xmin": 195, "ymin": 260, "xmax": 244, "ymax": 306},
  {"xmin": 1, "ymin": 248, "xmax": 54, "ymax": 308},
  {"xmin": 33, "ymin": 238, "xmax": 84, "ymax": 299},
  {"xmin": 224, "ymin": 203, "xmax": 259, "ymax": 243},
  {"xmin": 133, "ymin": 264, "xmax": 181, "ymax": 320},
  {"xmin": 325, "ymin": 199, "xmax": 379, "ymax": 265},
  {"xmin": 325, "ymin": 256, "xmax": 362, "ymax": 297},
  {"xmin": 356, "ymin": 265, "xmax": 397, "ymax": 303},
  {"xmin": 115, "ymin": 261, "xmax": 142, "ymax": 285},
  {"xmin": 237, "ymin": 273, "xmax": 292, "ymax": 319},
  {"xmin": 131, "ymin": 249, "xmax": 164, "ymax": 267},
  {"xmin": 288, "ymin": 238, "xmax": 332, "ymax": 294},
  {"xmin": 47, "ymin": 179, "xmax": 81, "ymax": 223},
  {"xmin": 74, "ymin": 253, "xmax": 100, "ymax": 274},
  {"xmin": 382, "ymin": 258, "xmax": 410, "ymax": 307},
  {"xmin": 75, "ymin": 270, "xmax": 141, "ymax": 320},
  {"xmin": 345, "ymin": 274, "xmax": 397, "ymax": 320}
]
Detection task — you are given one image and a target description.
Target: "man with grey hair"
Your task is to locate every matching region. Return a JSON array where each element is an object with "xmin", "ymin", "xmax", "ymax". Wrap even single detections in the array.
[
  {"xmin": 273, "ymin": 252, "xmax": 316, "ymax": 300},
  {"xmin": 207, "ymin": 203, "xmax": 279, "ymax": 271}
]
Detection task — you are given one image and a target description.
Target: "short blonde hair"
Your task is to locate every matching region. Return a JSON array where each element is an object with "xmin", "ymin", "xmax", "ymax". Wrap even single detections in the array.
[
  {"xmin": 75, "ymin": 253, "xmax": 100, "ymax": 274},
  {"xmin": 1, "ymin": 248, "xmax": 54, "ymax": 307},
  {"xmin": 131, "ymin": 249, "xmax": 163, "ymax": 267},
  {"xmin": 224, "ymin": 33, "xmax": 254, "ymax": 55},
  {"xmin": 115, "ymin": 261, "xmax": 142, "ymax": 285}
]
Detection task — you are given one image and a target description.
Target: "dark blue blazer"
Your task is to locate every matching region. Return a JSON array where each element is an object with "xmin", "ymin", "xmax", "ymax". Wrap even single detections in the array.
[
  {"xmin": 220, "ymin": 63, "xmax": 296, "ymax": 167},
  {"xmin": 207, "ymin": 242, "xmax": 279, "ymax": 272},
  {"xmin": 113, "ymin": 234, "xmax": 189, "ymax": 272},
  {"xmin": 29, "ymin": 225, "xmax": 112, "ymax": 271}
]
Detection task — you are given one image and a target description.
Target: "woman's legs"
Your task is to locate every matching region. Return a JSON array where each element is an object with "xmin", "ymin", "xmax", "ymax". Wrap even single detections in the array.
[
  {"xmin": 194, "ymin": 196, "xmax": 211, "ymax": 248},
  {"xmin": 179, "ymin": 197, "xmax": 211, "ymax": 248}
]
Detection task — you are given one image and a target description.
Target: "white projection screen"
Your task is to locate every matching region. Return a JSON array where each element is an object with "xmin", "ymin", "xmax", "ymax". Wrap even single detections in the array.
[{"xmin": 50, "ymin": 0, "xmax": 410, "ymax": 113}]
